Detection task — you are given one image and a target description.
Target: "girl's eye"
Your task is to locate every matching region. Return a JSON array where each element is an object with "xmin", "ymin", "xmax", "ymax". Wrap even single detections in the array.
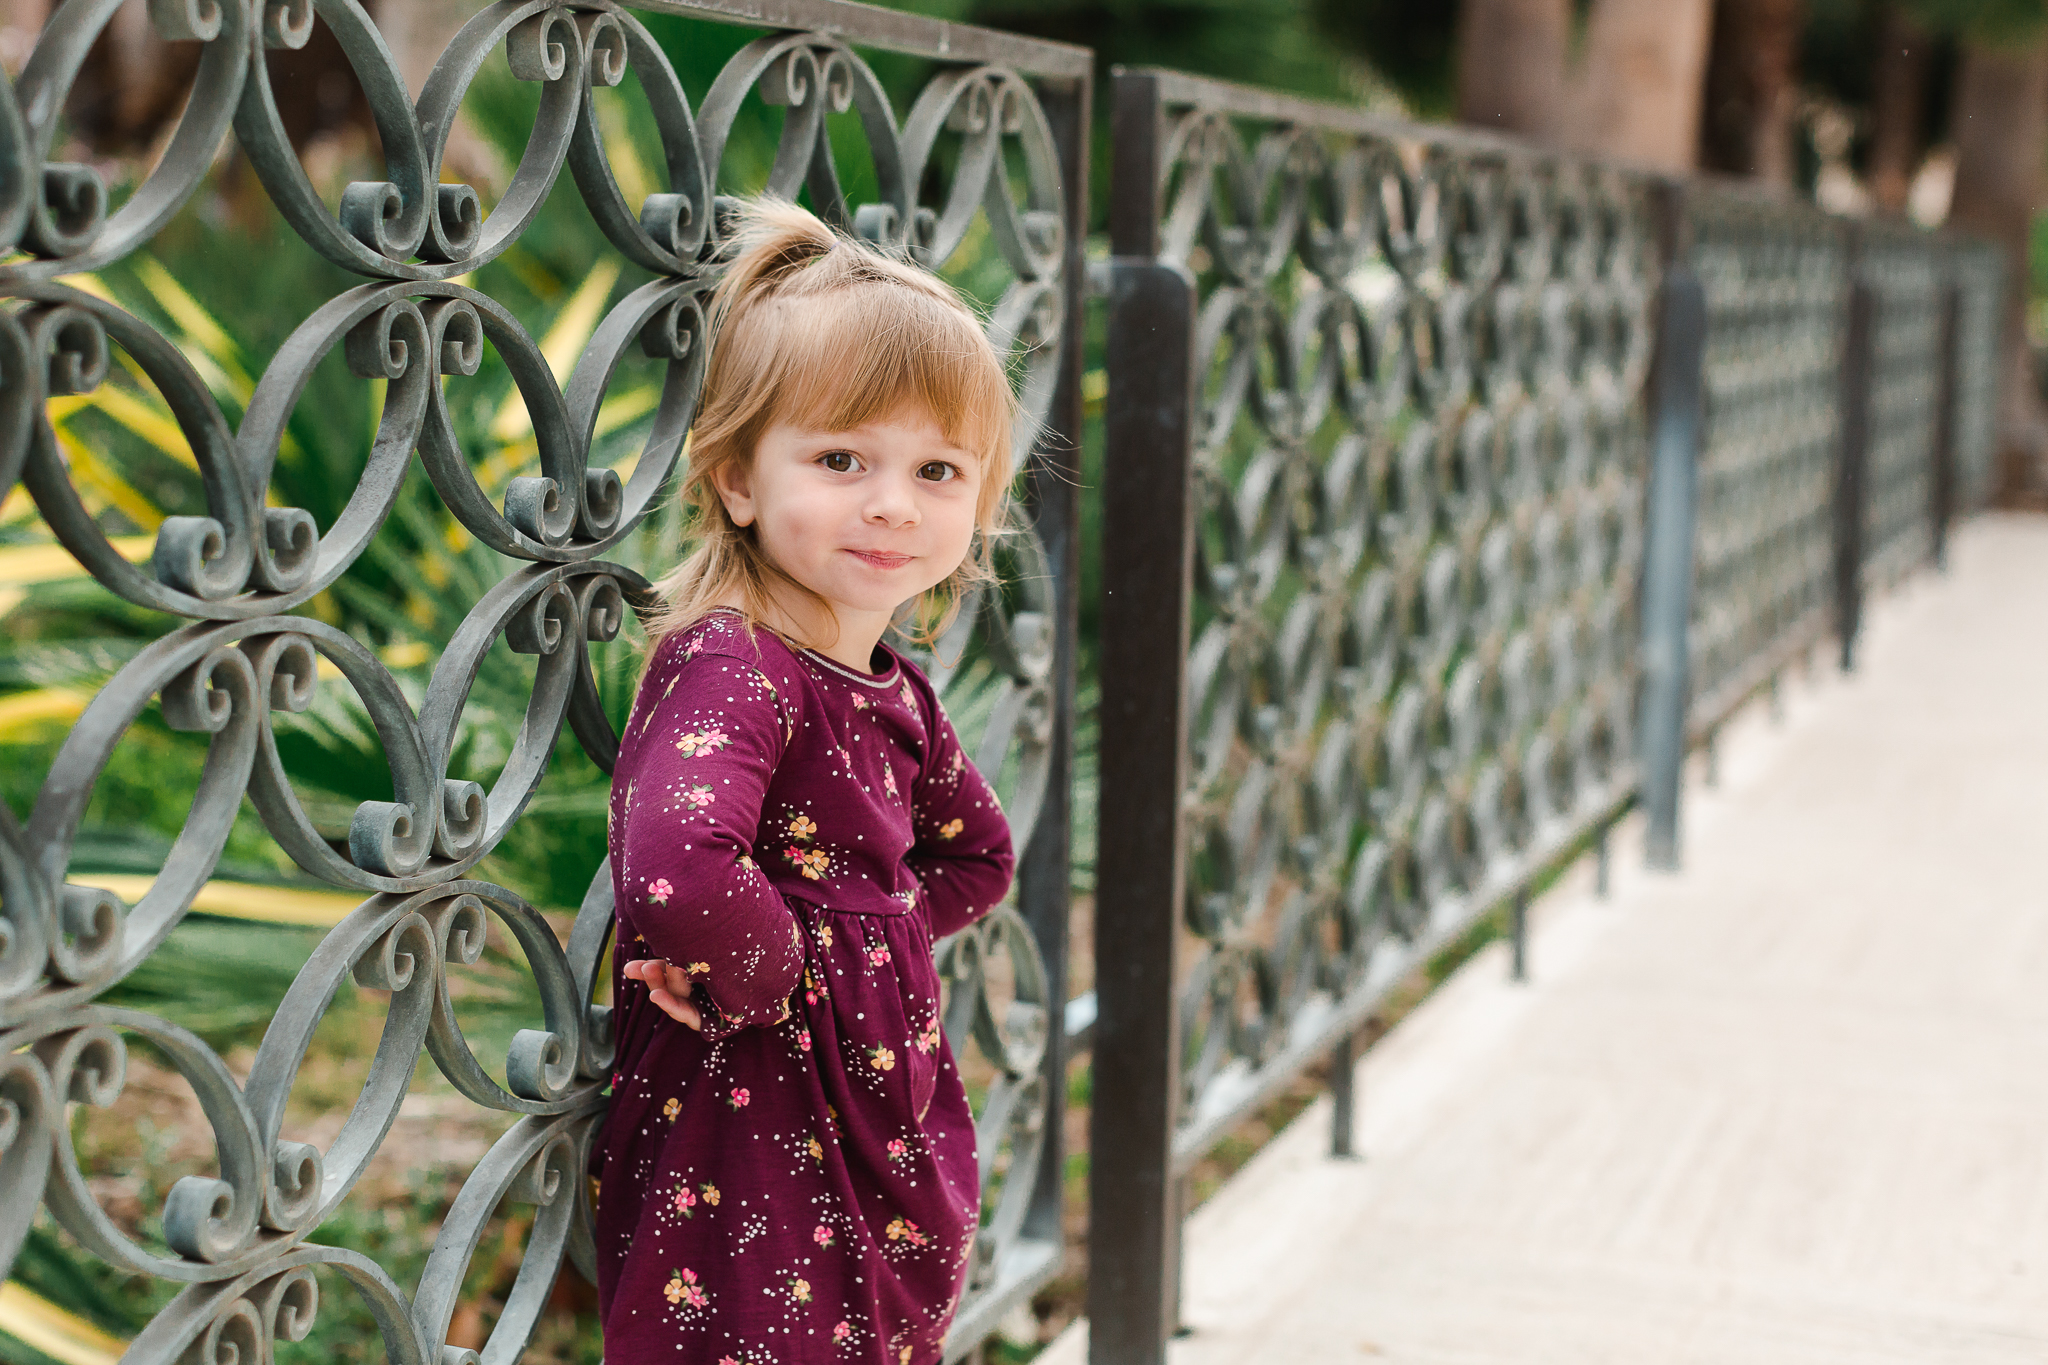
[
  {"xmin": 820, "ymin": 450, "xmax": 859, "ymax": 474},
  {"xmin": 917, "ymin": 461, "xmax": 958, "ymax": 483}
]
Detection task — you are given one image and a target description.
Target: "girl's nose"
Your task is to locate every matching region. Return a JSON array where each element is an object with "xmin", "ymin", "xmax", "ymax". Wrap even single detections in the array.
[{"xmin": 863, "ymin": 473, "xmax": 921, "ymax": 527}]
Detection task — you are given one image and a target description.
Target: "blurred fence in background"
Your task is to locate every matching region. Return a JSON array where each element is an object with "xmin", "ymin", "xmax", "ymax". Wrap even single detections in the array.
[
  {"xmin": 0, "ymin": 8, "xmax": 2007, "ymax": 1365},
  {"xmin": 1091, "ymin": 65, "xmax": 2001, "ymax": 1365}
]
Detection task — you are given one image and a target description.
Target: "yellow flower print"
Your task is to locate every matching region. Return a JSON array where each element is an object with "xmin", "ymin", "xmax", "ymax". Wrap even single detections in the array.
[
  {"xmin": 899, "ymin": 1349, "xmax": 913, "ymax": 1365},
  {"xmin": 806, "ymin": 1135, "xmax": 824, "ymax": 1161},
  {"xmin": 789, "ymin": 1276, "xmax": 812, "ymax": 1304},
  {"xmin": 785, "ymin": 846, "xmax": 831, "ymax": 880},
  {"xmin": 661, "ymin": 1096, "xmax": 680, "ymax": 1121},
  {"xmin": 884, "ymin": 1217, "xmax": 929, "ymax": 1246},
  {"xmin": 869, "ymin": 1045, "xmax": 896, "ymax": 1072},
  {"xmin": 701, "ymin": 1183, "xmax": 720, "ymax": 1205},
  {"xmin": 738, "ymin": 853, "xmax": 757, "ymax": 872},
  {"xmin": 788, "ymin": 814, "xmax": 817, "ymax": 840},
  {"xmin": 938, "ymin": 818, "xmax": 964, "ymax": 840},
  {"xmin": 818, "ymin": 923, "xmax": 834, "ymax": 949},
  {"xmin": 687, "ymin": 962, "xmax": 710, "ymax": 976}
]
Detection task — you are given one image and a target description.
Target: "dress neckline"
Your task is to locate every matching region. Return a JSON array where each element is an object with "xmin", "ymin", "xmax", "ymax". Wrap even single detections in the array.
[
  {"xmin": 800, "ymin": 641, "xmax": 902, "ymax": 689},
  {"xmin": 697, "ymin": 606, "xmax": 903, "ymax": 688}
]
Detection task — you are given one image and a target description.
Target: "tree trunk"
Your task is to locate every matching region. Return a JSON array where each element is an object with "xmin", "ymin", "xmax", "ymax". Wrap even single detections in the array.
[
  {"xmin": 1867, "ymin": 6, "xmax": 1932, "ymax": 215},
  {"xmin": 1564, "ymin": 0, "xmax": 1716, "ymax": 172},
  {"xmin": 1947, "ymin": 36, "xmax": 2048, "ymax": 504},
  {"xmin": 1698, "ymin": 0, "xmax": 1803, "ymax": 184},
  {"xmin": 1455, "ymin": 0, "xmax": 1571, "ymax": 138}
]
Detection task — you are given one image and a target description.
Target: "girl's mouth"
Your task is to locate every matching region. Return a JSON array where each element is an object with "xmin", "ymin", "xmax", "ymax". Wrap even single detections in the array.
[{"xmin": 846, "ymin": 550, "xmax": 913, "ymax": 570}]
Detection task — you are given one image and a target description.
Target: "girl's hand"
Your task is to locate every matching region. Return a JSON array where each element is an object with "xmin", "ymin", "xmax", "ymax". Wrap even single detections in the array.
[{"xmin": 622, "ymin": 959, "xmax": 703, "ymax": 1031}]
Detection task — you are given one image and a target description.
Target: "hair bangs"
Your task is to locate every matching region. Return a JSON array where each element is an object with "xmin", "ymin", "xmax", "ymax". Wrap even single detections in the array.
[{"xmin": 759, "ymin": 285, "xmax": 1016, "ymax": 498}]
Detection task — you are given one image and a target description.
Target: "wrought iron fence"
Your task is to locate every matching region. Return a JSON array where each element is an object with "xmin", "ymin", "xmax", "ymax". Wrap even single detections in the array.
[
  {"xmin": 0, "ymin": 2, "xmax": 1086, "ymax": 1362},
  {"xmin": 1089, "ymin": 70, "xmax": 2005, "ymax": 1365},
  {"xmin": 4, "ymin": 11, "xmax": 2018, "ymax": 1365},
  {"xmin": 1092, "ymin": 67, "xmax": 1656, "ymax": 1361},
  {"xmin": 1683, "ymin": 190, "xmax": 1844, "ymax": 734}
]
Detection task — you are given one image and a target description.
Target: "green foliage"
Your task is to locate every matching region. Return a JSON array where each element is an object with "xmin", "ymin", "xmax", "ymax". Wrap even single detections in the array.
[{"xmin": 1907, "ymin": 0, "xmax": 2048, "ymax": 45}]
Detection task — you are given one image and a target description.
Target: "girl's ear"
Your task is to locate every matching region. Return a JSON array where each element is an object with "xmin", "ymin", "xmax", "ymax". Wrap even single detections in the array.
[{"xmin": 709, "ymin": 455, "xmax": 757, "ymax": 527}]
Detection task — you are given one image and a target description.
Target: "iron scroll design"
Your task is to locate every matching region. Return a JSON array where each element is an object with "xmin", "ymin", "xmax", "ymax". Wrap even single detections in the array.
[
  {"xmin": 1102, "ymin": 69, "xmax": 1655, "ymax": 1172},
  {"xmin": 0, "ymin": 3, "xmax": 1087, "ymax": 1362}
]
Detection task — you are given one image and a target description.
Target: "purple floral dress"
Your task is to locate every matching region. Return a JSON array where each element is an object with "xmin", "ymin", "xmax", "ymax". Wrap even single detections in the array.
[{"xmin": 594, "ymin": 609, "xmax": 1013, "ymax": 1365}]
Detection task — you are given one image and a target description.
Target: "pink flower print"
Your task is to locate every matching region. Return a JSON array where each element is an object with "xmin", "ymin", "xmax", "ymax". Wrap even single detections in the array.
[
  {"xmin": 833, "ymin": 1321, "xmax": 853, "ymax": 1343},
  {"xmin": 839, "ymin": 747, "xmax": 854, "ymax": 769},
  {"xmin": 867, "ymin": 942, "xmax": 892, "ymax": 967},
  {"xmin": 948, "ymin": 749, "xmax": 966, "ymax": 779},
  {"xmin": 726, "ymin": 1087, "xmax": 750, "ymax": 1110},
  {"xmin": 899, "ymin": 680, "xmax": 917, "ymax": 709},
  {"xmin": 798, "ymin": 1029, "xmax": 813, "ymax": 1052},
  {"xmin": 884, "ymin": 1217, "xmax": 928, "ymax": 1246},
  {"xmin": 676, "ymin": 728, "xmax": 729, "ymax": 757},
  {"xmin": 813, "ymin": 1223, "xmax": 835, "ymax": 1247},
  {"xmin": 647, "ymin": 878, "xmax": 673, "ymax": 905},
  {"xmin": 916, "ymin": 1015, "xmax": 941, "ymax": 1054},
  {"xmin": 661, "ymin": 1096, "xmax": 680, "ymax": 1121},
  {"xmin": 681, "ymin": 636, "xmax": 704, "ymax": 660},
  {"xmin": 938, "ymin": 818, "xmax": 964, "ymax": 840},
  {"xmin": 683, "ymin": 784, "xmax": 714, "ymax": 809},
  {"xmin": 852, "ymin": 694, "xmax": 870, "ymax": 710},
  {"xmin": 887, "ymin": 1138, "xmax": 908, "ymax": 1161},
  {"xmin": 673, "ymin": 1184, "xmax": 697, "ymax": 1215},
  {"xmin": 882, "ymin": 765, "xmax": 898, "ymax": 798},
  {"xmin": 665, "ymin": 1268, "xmax": 707, "ymax": 1308}
]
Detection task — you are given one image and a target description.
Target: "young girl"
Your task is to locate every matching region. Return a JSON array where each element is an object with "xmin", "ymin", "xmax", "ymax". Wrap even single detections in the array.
[{"xmin": 592, "ymin": 199, "xmax": 1017, "ymax": 1365}]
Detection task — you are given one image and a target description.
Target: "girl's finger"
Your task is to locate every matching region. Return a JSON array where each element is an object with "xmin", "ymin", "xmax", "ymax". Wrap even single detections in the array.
[
  {"xmin": 647, "ymin": 988, "xmax": 704, "ymax": 1031},
  {"xmin": 663, "ymin": 964, "xmax": 695, "ymax": 997}
]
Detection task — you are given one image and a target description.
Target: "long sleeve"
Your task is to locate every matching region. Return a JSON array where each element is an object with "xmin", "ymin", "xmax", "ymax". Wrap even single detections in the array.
[
  {"xmin": 905, "ymin": 689, "xmax": 1015, "ymax": 940},
  {"xmin": 611, "ymin": 644, "xmax": 806, "ymax": 1034}
]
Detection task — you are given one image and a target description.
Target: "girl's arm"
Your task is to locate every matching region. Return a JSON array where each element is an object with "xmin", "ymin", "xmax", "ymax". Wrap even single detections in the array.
[
  {"xmin": 907, "ymin": 690, "xmax": 1016, "ymax": 939},
  {"xmin": 613, "ymin": 649, "xmax": 805, "ymax": 1035}
]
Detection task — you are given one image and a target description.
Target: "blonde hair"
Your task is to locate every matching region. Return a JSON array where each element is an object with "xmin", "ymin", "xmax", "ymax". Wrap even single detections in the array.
[{"xmin": 643, "ymin": 197, "xmax": 1018, "ymax": 655}]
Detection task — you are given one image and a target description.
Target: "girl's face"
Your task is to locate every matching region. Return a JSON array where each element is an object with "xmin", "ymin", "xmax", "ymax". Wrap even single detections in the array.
[{"xmin": 712, "ymin": 407, "xmax": 984, "ymax": 625}]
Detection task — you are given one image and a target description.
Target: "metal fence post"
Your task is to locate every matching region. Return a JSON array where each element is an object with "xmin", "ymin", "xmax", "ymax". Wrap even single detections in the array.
[
  {"xmin": 1639, "ymin": 183, "xmax": 1708, "ymax": 872},
  {"xmin": 1089, "ymin": 68, "xmax": 1198, "ymax": 1365},
  {"xmin": 1013, "ymin": 63, "xmax": 1091, "ymax": 1271},
  {"xmin": 1834, "ymin": 227, "xmax": 1875, "ymax": 672},
  {"xmin": 1931, "ymin": 278, "xmax": 1963, "ymax": 570}
]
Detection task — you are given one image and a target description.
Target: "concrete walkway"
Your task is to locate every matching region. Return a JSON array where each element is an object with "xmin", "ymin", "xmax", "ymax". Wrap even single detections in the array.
[{"xmin": 1046, "ymin": 514, "xmax": 2048, "ymax": 1364}]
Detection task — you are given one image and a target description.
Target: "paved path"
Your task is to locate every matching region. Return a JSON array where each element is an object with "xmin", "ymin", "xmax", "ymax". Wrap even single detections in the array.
[{"xmin": 1045, "ymin": 515, "xmax": 2048, "ymax": 1364}]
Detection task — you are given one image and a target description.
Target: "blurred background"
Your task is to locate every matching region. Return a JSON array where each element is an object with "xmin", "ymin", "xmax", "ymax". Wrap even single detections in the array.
[{"xmin": 2, "ymin": 0, "xmax": 2044, "ymax": 1361}]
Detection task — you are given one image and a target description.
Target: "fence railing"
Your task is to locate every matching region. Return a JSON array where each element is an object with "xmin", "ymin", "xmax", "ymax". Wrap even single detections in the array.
[
  {"xmin": 0, "ymin": 2, "xmax": 1085, "ymax": 1362},
  {"xmin": 1089, "ymin": 66, "xmax": 2003, "ymax": 1365},
  {"xmin": 0, "ymin": 15, "xmax": 2010, "ymax": 1365}
]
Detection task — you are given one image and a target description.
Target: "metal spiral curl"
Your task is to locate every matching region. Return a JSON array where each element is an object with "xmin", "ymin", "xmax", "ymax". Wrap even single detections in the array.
[
  {"xmin": 1153, "ymin": 101, "xmax": 1653, "ymax": 1142},
  {"xmin": 0, "ymin": 2, "xmax": 1074, "ymax": 1359}
]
